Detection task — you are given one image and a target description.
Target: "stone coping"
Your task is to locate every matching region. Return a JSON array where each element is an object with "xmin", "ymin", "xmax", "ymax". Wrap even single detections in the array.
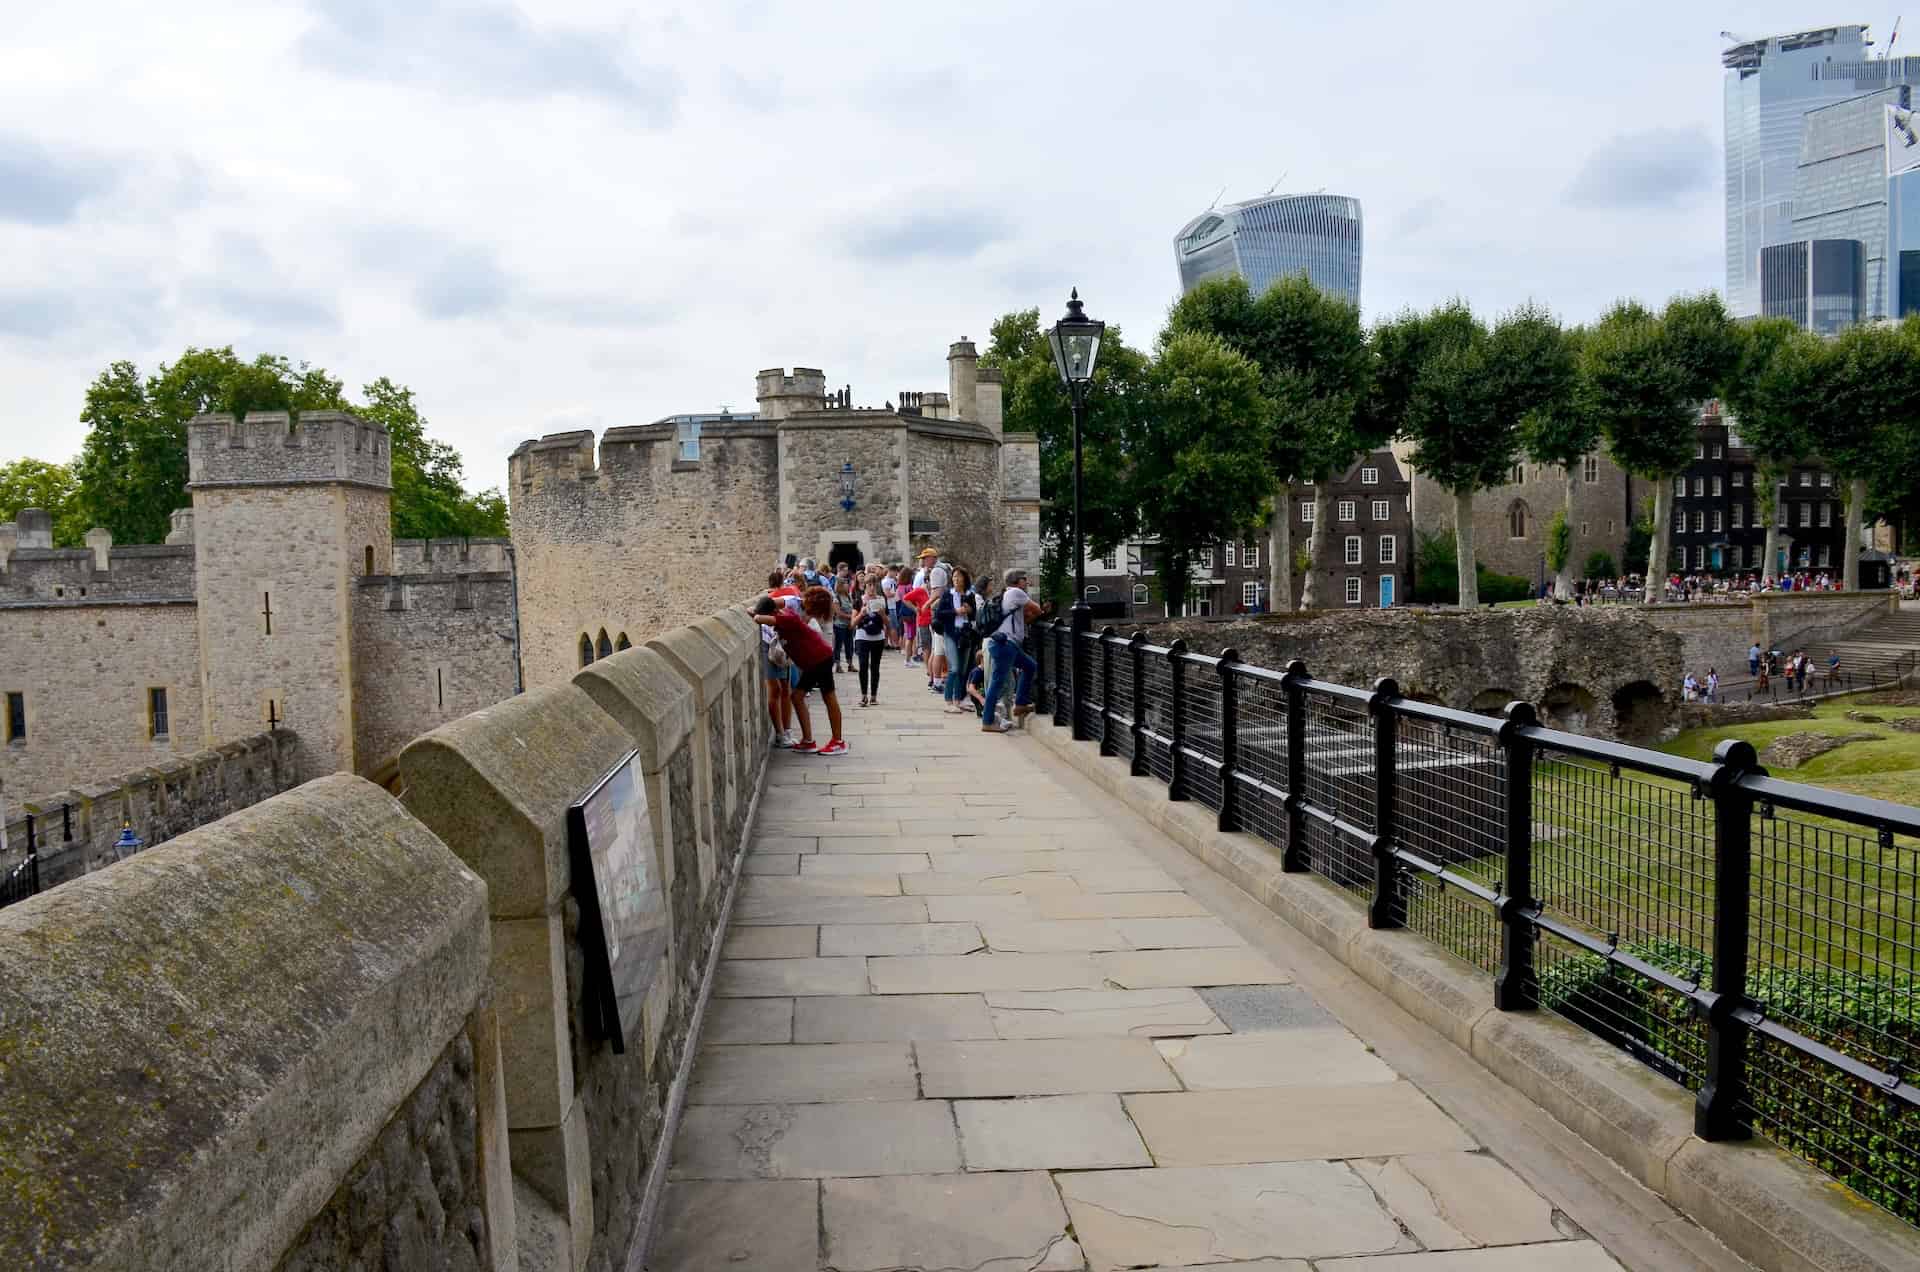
[
  {"xmin": 354, "ymin": 570, "xmax": 514, "ymax": 586},
  {"xmin": 0, "ymin": 775, "xmax": 489, "ymax": 1272},
  {"xmin": 0, "ymin": 596, "xmax": 196, "ymax": 610},
  {"xmin": 574, "ymin": 645, "xmax": 696, "ymax": 773},
  {"xmin": 1029, "ymin": 720, "xmax": 1920, "ymax": 1272}
]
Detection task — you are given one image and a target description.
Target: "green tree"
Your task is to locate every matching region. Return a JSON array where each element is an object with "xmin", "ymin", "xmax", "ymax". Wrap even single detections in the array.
[
  {"xmin": 1545, "ymin": 508, "xmax": 1572, "ymax": 576},
  {"xmin": 1126, "ymin": 332, "xmax": 1273, "ymax": 613},
  {"xmin": 1582, "ymin": 302, "xmax": 1696, "ymax": 601},
  {"xmin": 356, "ymin": 377, "xmax": 508, "ymax": 539},
  {"xmin": 1820, "ymin": 322, "xmax": 1920, "ymax": 590},
  {"xmin": 0, "ymin": 457, "xmax": 86, "ymax": 546},
  {"xmin": 1165, "ymin": 274, "xmax": 1370, "ymax": 611},
  {"xmin": 1732, "ymin": 319, "xmax": 1820, "ymax": 581},
  {"xmin": 982, "ymin": 307, "xmax": 1146, "ymax": 571}
]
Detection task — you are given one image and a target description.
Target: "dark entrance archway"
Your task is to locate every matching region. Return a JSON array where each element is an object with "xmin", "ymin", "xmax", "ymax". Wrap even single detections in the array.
[{"xmin": 828, "ymin": 541, "xmax": 865, "ymax": 574}]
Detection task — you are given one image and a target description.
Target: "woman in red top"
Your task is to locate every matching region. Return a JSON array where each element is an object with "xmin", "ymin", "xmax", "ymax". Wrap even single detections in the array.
[{"xmin": 753, "ymin": 588, "xmax": 847, "ymax": 755}]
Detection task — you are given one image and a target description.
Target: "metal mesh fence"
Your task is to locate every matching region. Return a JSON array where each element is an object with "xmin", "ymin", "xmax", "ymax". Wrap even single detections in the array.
[
  {"xmin": 1141, "ymin": 653, "xmax": 1175, "ymax": 785},
  {"xmin": 1103, "ymin": 637, "xmax": 1136, "ymax": 765},
  {"xmin": 1182, "ymin": 656, "xmax": 1224, "ymax": 814},
  {"xmin": 1075, "ymin": 633, "xmax": 1104, "ymax": 740},
  {"xmin": 1232, "ymin": 670, "xmax": 1290, "ymax": 854},
  {"xmin": 1052, "ymin": 626, "xmax": 1072, "ymax": 728},
  {"xmin": 1303, "ymin": 691, "xmax": 1375, "ymax": 832},
  {"xmin": 1394, "ymin": 717, "xmax": 1504, "ymax": 972}
]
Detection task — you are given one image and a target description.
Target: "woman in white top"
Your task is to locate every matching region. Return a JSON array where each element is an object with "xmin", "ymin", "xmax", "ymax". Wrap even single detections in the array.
[{"xmin": 853, "ymin": 586, "xmax": 889, "ymax": 706}]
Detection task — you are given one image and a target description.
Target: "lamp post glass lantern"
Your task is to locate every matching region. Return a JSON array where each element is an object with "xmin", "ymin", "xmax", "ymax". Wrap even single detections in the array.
[
  {"xmin": 839, "ymin": 461, "xmax": 856, "ymax": 512},
  {"xmin": 1048, "ymin": 288, "xmax": 1105, "ymax": 635}
]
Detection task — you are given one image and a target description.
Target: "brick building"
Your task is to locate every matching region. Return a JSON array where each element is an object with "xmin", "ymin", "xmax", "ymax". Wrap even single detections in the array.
[{"xmin": 1671, "ymin": 404, "xmax": 1856, "ymax": 578}]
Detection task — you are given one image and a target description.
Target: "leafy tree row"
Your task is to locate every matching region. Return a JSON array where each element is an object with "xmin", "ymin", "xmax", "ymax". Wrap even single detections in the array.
[
  {"xmin": 1, "ymin": 347, "xmax": 506, "ymax": 548},
  {"xmin": 988, "ymin": 281, "xmax": 1920, "ymax": 610}
]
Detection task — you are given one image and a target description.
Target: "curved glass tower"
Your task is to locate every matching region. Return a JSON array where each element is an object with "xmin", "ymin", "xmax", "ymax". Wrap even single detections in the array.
[{"xmin": 1173, "ymin": 194, "xmax": 1363, "ymax": 305}]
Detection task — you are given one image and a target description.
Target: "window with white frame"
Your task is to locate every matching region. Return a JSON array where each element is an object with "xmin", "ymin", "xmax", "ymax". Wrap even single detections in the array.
[
  {"xmin": 1712, "ymin": 442, "xmax": 1724, "ymax": 459},
  {"xmin": 1711, "ymin": 475, "xmax": 1722, "ymax": 496},
  {"xmin": 1344, "ymin": 535, "xmax": 1362, "ymax": 564},
  {"xmin": 1696, "ymin": 545, "xmax": 1707, "ymax": 569},
  {"xmin": 1820, "ymin": 472, "xmax": 1832, "ymax": 487},
  {"xmin": 1695, "ymin": 441, "xmax": 1704, "ymax": 459},
  {"xmin": 1819, "ymin": 502, "xmax": 1831, "ymax": 527},
  {"xmin": 1818, "ymin": 545, "xmax": 1831, "ymax": 567},
  {"xmin": 1798, "ymin": 503, "xmax": 1811, "ymax": 527},
  {"xmin": 1195, "ymin": 548, "xmax": 1213, "ymax": 573},
  {"xmin": 1732, "ymin": 470, "xmax": 1744, "ymax": 487},
  {"xmin": 1241, "ymin": 581, "xmax": 1259, "ymax": 608},
  {"xmin": 1674, "ymin": 475, "xmax": 1685, "ymax": 498},
  {"xmin": 1692, "ymin": 476, "xmax": 1704, "ymax": 497},
  {"xmin": 1378, "ymin": 535, "xmax": 1396, "ymax": 563},
  {"xmin": 1132, "ymin": 583, "xmax": 1149, "ymax": 605},
  {"xmin": 1799, "ymin": 545, "xmax": 1811, "ymax": 566},
  {"xmin": 1370, "ymin": 499, "xmax": 1390, "ymax": 521},
  {"xmin": 1224, "ymin": 542, "xmax": 1236, "ymax": 567},
  {"xmin": 1098, "ymin": 549, "xmax": 1117, "ymax": 571},
  {"xmin": 1583, "ymin": 454, "xmax": 1599, "ymax": 483},
  {"xmin": 1300, "ymin": 499, "xmax": 1314, "ymax": 523},
  {"xmin": 1673, "ymin": 509, "xmax": 1685, "ymax": 533},
  {"xmin": 1337, "ymin": 499, "xmax": 1356, "ymax": 522},
  {"xmin": 1243, "ymin": 542, "xmax": 1259, "ymax": 569},
  {"xmin": 1360, "ymin": 466, "xmax": 1378, "ymax": 485},
  {"xmin": 1345, "ymin": 576, "xmax": 1362, "ymax": 604},
  {"xmin": 1800, "ymin": 472, "xmax": 1813, "ymax": 487},
  {"xmin": 1692, "ymin": 511, "xmax": 1704, "ymax": 533},
  {"xmin": 1711, "ymin": 510, "xmax": 1722, "ymax": 532},
  {"xmin": 1732, "ymin": 503, "xmax": 1743, "ymax": 528}
]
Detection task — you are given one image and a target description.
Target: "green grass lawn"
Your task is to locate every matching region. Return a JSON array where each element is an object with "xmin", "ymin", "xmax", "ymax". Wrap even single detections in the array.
[{"xmin": 1660, "ymin": 695, "xmax": 1920, "ymax": 804}]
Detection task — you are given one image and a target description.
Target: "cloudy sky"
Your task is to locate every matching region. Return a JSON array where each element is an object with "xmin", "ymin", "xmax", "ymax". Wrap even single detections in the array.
[{"xmin": 0, "ymin": 3, "xmax": 1889, "ymax": 493}]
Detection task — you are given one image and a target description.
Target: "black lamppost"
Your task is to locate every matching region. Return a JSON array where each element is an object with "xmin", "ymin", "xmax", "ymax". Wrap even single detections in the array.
[{"xmin": 1048, "ymin": 288, "xmax": 1104, "ymax": 738}]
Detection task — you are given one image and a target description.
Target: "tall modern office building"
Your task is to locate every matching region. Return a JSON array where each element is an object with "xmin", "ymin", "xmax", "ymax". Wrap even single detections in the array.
[
  {"xmin": 1724, "ymin": 25, "xmax": 1920, "ymax": 318},
  {"xmin": 1173, "ymin": 194, "xmax": 1363, "ymax": 304}
]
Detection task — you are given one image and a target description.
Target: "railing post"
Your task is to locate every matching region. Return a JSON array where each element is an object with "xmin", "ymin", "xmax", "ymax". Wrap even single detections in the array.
[
  {"xmin": 25, "ymin": 813, "xmax": 35, "ymax": 855},
  {"xmin": 1697, "ymin": 738, "xmax": 1762, "ymax": 1141},
  {"xmin": 1282, "ymin": 659, "xmax": 1308, "ymax": 872},
  {"xmin": 1167, "ymin": 640, "xmax": 1189, "ymax": 801},
  {"xmin": 1033, "ymin": 619, "xmax": 1048, "ymax": 714},
  {"xmin": 1367, "ymin": 677, "xmax": 1402, "ymax": 930},
  {"xmin": 1052, "ymin": 625, "xmax": 1071, "ymax": 729},
  {"xmin": 1098, "ymin": 626, "xmax": 1119, "ymax": 756},
  {"xmin": 1217, "ymin": 649, "xmax": 1241, "ymax": 832},
  {"xmin": 1070, "ymin": 605, "xmax": 1092, "ymax": 741},
  {"xmin": 1493, "ymin": 701, "xmax": 1540, "ymax": 1011},
  {"xmin": 1128, "ymin": 631, "xmax": 1149, "ymax": 777}
]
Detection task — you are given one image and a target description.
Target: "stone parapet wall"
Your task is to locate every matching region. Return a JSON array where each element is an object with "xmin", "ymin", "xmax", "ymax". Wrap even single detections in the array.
[
  {"xmin": 395, "ymin": 537, "xmax": 513, "ymax": 575},
  {"xmin": 0, "ymin": 776, "xmax": 509, "ymax": 1272},
  {"xmin": 1, "ymin": 728, "xmax": 297, "ymax": 888},
  {"xmin": 400, "ymin": 597, "xmax": 766, "ymax": 1271},
  {"xmin": 0, "ymin": 537, "xmax": 195, "ymax": 602},
  {"xmin": 1634, "ymin": 591, "xmax": 1896, "ymax": 674},
  {"xmin": 187, "ymin": 409, "xmax": 393, "ymax": 491}
]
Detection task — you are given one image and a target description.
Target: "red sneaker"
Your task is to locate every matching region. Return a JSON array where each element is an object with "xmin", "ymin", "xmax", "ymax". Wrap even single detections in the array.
[
  {"xmin": 790, "ymin": 739, "xmax": 818, "ymax": 754},
  {"xmin": 817, "ymin": 739, "xmax": 849, "ymax": 756}
]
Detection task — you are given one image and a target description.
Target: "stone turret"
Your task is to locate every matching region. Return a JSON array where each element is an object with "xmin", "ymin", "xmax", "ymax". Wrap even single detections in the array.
[
  {"xmin": 15, "ymin": 508, "xmax": 51, "ymax": 550},
  {"xmin": 947, "ymin": 338, "xmax": 979, "ymax": 422},
  {"xmin": 977, "ymin": 366, "xmax": 1004, "ymax": 437},
  {"xmin": 754, "ymin": 367, "xmax": 828, "ymax": 420}
]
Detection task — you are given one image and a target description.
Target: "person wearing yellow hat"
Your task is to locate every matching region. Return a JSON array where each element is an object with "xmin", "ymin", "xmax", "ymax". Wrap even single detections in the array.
[{"xmin": 917, "ymin": 547, "xmax": 949, "ymax": 690}]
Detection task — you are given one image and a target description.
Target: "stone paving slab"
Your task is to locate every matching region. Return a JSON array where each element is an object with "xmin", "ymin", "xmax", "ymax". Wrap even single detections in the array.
[
  {"xmin": 800, "ymin": 852, "xmax": 930, "ymax": 875},
  {"xmin": 722, "ymin": 925, "xmax": 816, "ymax": 960},
  {"xmin": 714, "ymin": 957, "xmax": 869, "ymax": 997},
  {"xmin": 902, "ymin": 871, "xmax": 1084, "ymax": 896},
  {"xmin": 1130, "ymin": 1261, "xmax": 1307, "ymax": 1271},
  {"xmin": 1153, "ymin": 1029, "xmax": 1398, "ymax": 1089},
  {"xmin": 986, "ymin": 987, "xmax": 1230, "ymax": 1039},
  {"xmin": 702, "ymin": 997, "xmax": 792, "ymax": 1044},
  {"xmin": 1057, "ymin": 1162, "xmax": 1415, "ymax": 1270},
  {"xmin": 741, "ymin": 853, "xmax": 800, "ymax": 875},
  {"xmin": 1123, "ymin": 1081, "xmax": 1476, "ymax": 1165},
  {"xmin": 867, "ymin": 952, "xmax": 1105, "ymax": 994},
  {"xmin": 688, "ymin": 1043, "xmax": 917, "ymax": 1104},
  {"xmin": 982, "ymin": 916, "xmax": 1247, "ymax": 952},
  {"xmin": 924, "ymin": 894, "xmax": 1041, "ymax": 923},
  {"xmin": 1198, "ymin": 984, "xmax": 1337, "ymax": 1030},
  {"xmin": 733, "ymin": 895, "xmax": 928, "ymax": 926},
  {"xmin": 793, "ymin": 993, "xmax": 997, "ymax": 1043},
  {"xmin": 931, "ymin": 848, "xmax": 1157, "ymax": 875},
  {"xmin": 1074, "ymin": 867, "xmax": 1185, "ymax": 893},
  {"xmin": 916, "ymin": 1038, "xmax": 1181, "ymax": 1097},
  {"xmin": 740, "ymin": 875, "xmax": 902, "ymax": 897},
  {"xmin": 1033, "ymin": 891, "xmax": 1210, "ymax": 919},
  {"xmin": 1348, "ymin": 1150, "xmax": 1565, "ymax": 1251},
  {"xmin": 955, "ymin": 1093, "xmax": 1153, "ymax": 1171},
  {"xmin": 821, "ymin": 1172, "xmax": 1084, "ymax": 1272},
  {"xmin": 816, "ymin": 834, "xmax": 957, "ymax": 853},
  {"xmin": 1320, "ymin": 1242, "xmax": 1624, "ymax": 1271},
  {"xmin": 818, "ymin": 922, "xmax": 985, "ymax": 956},
  {"xmin": 762, "ymin": 818, "xmax": 903, "ymax": 836},
  {"xmin": 671, "ymin": 1100, "xmax": 962, "ymax": 1179},
  {"xmin": 650, "ymin": 1179, "xmax": 817, "ymax": 1271},
  {"xmin": 1095, "ymin": 948, "xmax": 1291, "ymax": 988},
  {"xmin": 750, "ymin": 834, "xmax": 818, "ymax": 854}
]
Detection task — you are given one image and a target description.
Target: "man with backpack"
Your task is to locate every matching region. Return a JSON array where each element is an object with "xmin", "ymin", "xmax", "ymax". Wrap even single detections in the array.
[{"xmin": 980, "ymin": 567, "xmax": 1046, "ymax": 733}]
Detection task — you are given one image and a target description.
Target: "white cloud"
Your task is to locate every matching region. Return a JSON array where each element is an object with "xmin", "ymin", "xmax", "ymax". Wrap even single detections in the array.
[{"xmin": 0, "ymin": 0, "xmax": 1846, "ymax": 499}]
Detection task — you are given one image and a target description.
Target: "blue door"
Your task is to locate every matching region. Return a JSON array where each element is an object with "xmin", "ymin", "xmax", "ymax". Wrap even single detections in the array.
[{"xmin": 1378, "ymin": 575, "xmax": 1394, "ymax": 608}]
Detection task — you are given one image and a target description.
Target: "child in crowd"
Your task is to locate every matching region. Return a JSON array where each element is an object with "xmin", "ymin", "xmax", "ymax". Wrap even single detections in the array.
[{"xmin": 965, "ymin": 649, "xmax": 988, "ymax": 717}]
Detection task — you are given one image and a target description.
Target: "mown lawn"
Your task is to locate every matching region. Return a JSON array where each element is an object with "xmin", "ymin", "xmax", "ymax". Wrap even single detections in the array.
[{"xmin": 1660, "ymin": 695, "xmax": 1920, "ymax": 802}]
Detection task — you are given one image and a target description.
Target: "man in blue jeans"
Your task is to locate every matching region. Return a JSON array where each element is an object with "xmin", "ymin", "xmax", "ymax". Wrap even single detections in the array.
[{"xmin": 982, "ymin": 567, "xmax": 1046, "ymax": 733}]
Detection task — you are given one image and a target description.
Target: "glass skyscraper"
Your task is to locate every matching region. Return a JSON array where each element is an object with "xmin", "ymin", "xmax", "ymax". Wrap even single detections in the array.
[
  {"xmin": 1724, "ymin": 26, "xmax": 1920, "ymax": 317},
  {"xmin": 1173, "ymin": 194, "xmax": 1362, "ymax": 305}
]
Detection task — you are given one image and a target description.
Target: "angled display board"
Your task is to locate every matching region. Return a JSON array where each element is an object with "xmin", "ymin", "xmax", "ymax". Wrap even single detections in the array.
[{"xmin": 567, "ymin": 749, "xmax": 667, "ymax": 1052}]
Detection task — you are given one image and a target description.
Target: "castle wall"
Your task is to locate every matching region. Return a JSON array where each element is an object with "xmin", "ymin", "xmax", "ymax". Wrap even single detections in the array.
[
  {"xmin": 509, "ymin": 426, "xmax": 779, "ymax": 689},
  {"xmin": 907, "ymin": 424, "xmax": 1002, "ymax": 572},
  {"xmin": 999, "ymin": 433, "xmax": 1042, "ymax": 575},
  {"xmin": 0, "ymin": 600, "xmax": 205, "ymax": 804},
  {"xmin": 0, "ymin": 543, "xmax": 195, "ymax": 602},
  {"xmin": 395, "ymin": 537, "xmax": 512, "ymax": 574},
  {"xmin": 778, "ymin": 418, "xmax": 909, "ymax": 568},
  {"xmin": 352, "ymin": 572, "xmax": 520, "ymax": 780},
  {"xmin": 1411, "ymin": 458, "xmax": 1637, "ymax": 583}
]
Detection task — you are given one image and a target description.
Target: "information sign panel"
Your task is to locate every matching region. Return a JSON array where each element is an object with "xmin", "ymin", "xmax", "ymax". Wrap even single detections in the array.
[{"xmin": 566, "ymin": 749, "xmax": 667, "ymax": 1052}]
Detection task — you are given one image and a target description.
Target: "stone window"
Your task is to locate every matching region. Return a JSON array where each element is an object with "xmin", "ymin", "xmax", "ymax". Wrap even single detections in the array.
[
  {"xmin": 1242, "ymin": 542, "xmax": 1260, "ymax": 569},
  {"xmin": 1360, "ymin": 466, "xmax": 1379, "ymax": 485},
  {"xmin": 1509, "ymin": 464, "xmax": 1525, "ymax": 484},
  {"xmin": 1337, "ymin": 500, "xmax": 1356, "ymax": 522},
  {"xmin": 1299, "ymin": 499, "xmax": 1314, "ymax": 524},
  {"xmin": 1580, "ymin": 521, "xmax": 1590, "ymax": 537},
  {"xmin": 596, "ymin": 630, "xmax": 613, "ymax": 660},
  {"xmin": 1132, "ymin": 583, "xmax": 1149, "ymax": 605},
  {"xmin": 1241, "ymin": 581, "xmax": 1260, "ymax": 608},
  {"xmin": 1344, "ymin": 535, "xmax": 1362, "ymax": 565},
  {"xmin": 616, "ymin": 633, "xmax": 632, "ymax": 651},
  {"xmin": 1507, "ymin": 502, "xmax": 1528, "ymax": 539},
  {"xmin": 579, "ymin": 633, "xmax": 595, "ymax": 667},
  {"xmin": 1608, "ymin": 519, "xmax": 1616, "ymax": 534},
  {"xmin": 364, "ymin": 545, "xmax": 374, "ymax": 575},
  {"xmin": 1583, "ymin": 454, "xmax": 1600, "ymax": 483},
  {"xmin": 1378, "ymin": 535, "xmax": 1396, "ymax": 564},
  {"xmin": 148, "ymin": 687, "xmax": 169, "ymax": 739},
  {"xmin": 1370, "ymin": 499, "xmax": 1390, "ymax": 521},
  {"xmin": 1345, "ymin": 576, "xmax": 1362, "ymax": 604},
  {"xmin": 435, "ymin": 668, "xmax": 444, "ymax": 709},
  {"xmin": 5, "ymin": 691, "xmax": 23, "ymax": 744},
  {"xmin": 676, "ymin": 419, "xmax": 702, "ymax": 463}
]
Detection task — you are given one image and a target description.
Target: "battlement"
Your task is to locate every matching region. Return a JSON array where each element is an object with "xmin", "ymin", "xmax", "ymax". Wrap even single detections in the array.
[
  {"xmin": 755, "ymin": 366, "xmax": 829, "ymax": 419},
  {"xmin": 392, "ymin": 537, "xmax": 512, "ymax": 575},
  {"xmin": 187, "ymin": 410, "xmax": 392, "ymax": 490},
  {"xmin": 0, "ymin": 513, "xmax": 197, "ymax": 601}
]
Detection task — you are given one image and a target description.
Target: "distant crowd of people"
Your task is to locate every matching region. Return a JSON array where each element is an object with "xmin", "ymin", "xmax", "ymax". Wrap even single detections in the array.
[
  {"xmin": 753, "ymin": 550, "xmax": 1051, "ymax": 754},
  {"xmin": 1542, "ymin": 569, "xmax": 1863, "ymax": 606}
]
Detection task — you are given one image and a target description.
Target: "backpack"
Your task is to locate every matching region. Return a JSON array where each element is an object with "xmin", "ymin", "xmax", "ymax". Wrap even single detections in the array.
[
  {"xmin": 975, "ymin": 591, "xmax": 1006, "ymax": 638},
  {"xmin": 931, "ymin": 589, "xmax": 956, "ymax": 635}
]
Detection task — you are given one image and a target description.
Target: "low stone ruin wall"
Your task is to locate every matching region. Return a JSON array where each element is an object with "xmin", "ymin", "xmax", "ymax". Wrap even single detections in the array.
[
  {"xmin": 0, "ymin": 729, "xmax": 298, "ymax": 890},
  {"xmin": 0, "ymin": 599, "xmax": 768, "ymax": 1271}
]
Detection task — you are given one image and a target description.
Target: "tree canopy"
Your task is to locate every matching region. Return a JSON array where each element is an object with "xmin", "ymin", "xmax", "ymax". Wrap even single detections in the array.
[
  {"xmin": 56, "ymin": 348, "xmax": 505, "ymax": 546},
  {"xmin": 0, "ymin": 457, "xmax": 86, "ymax": 546}
]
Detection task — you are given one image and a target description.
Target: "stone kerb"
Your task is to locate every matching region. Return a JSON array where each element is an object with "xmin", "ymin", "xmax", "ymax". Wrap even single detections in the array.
[
  {"xmin": 645, "ymin": 625, "xmax": 731, "ymax": 894},
  {"xmin": 0, "ymin": 775, "xmax": 495, "ymax": 1272},
  {"xmin": 399, "ymin": 680, "xmax": 634, "ymax": 1271}
]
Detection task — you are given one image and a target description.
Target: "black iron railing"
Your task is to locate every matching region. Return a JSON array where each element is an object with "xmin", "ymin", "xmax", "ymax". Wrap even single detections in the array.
[{"xmin": 1035, "ymin": 620, "xmax": 1920, "ymax": 1226}]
